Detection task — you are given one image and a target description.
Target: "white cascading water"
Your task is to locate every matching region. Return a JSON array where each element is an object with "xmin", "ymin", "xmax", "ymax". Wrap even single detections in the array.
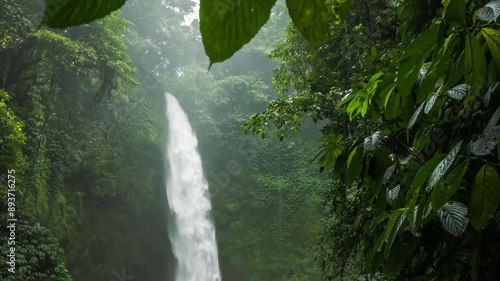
[{"xmin": 165, "ymin": 93, "xmax": 221, "ymax": 281}]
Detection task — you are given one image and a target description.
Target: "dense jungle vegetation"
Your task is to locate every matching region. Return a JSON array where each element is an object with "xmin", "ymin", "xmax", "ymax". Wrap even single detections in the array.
[{"xmin": 1, "ymin": 0, "xmax": 500, "ymax": 280}]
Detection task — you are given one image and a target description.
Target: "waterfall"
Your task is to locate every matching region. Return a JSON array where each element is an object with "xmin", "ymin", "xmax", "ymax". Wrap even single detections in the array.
[{"xmin": 165, "ymin": 93, "xmax": 221, "ymax": 281}]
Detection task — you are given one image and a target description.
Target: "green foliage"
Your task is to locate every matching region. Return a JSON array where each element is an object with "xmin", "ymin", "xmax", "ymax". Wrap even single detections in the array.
[
  {"xmin": 0, "ymin": 222, "xmax": 73, "ymax": 281},
  {"xmin": 43, "ymin": 0, "xmax": 126, "ymax": 28},
  {"xmin": 241, "ymin": 0, "xmax": 500, "ymax": 279}
]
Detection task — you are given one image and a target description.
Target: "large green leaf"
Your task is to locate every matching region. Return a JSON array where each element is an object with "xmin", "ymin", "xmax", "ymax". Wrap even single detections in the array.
[
  {"xmin": 346, "ymin": 145, "xmax": 364, "ymax": 187},
  {"xmin": 406, "ymin": 154, "xmax": 446, "ymax": 220},
  {"xmin": 417, "ymin": 33, "xmax": 458, "ymax": 103},
  {"xmin": 430, "ymin": 160, "xmax": 469, "ymax": 210},
  {"xmin": 465, "ymin": 33, "xmax": 488, "ymax": 101},
  {"xmin": 469, "ymin": 165, "xmax": 500, "ymax": 230},
  {"xmin": 397, "ymin": 24, "xmax": 438, "ymax": 98},
  {"xmin": 200, "ymin": 0, "xmax": 277, "ymax": 64},
  {"xmin": 286, "ymin": 0, "xmax": 331, "ymax": 46},
  {"xmin": 384, "ymin": 209, "xmax": 406, "ymax": 257},
  {"xmin": 43, "ymin": 0, "xmax": 126, "ymax": 28},
  {"xmin": 483, "ymin": 28, "xmax": 500, "ymax": 69},
  {"xmin": 427, "ymin": 141, "xmax": 462, "ymax": 192},
  {"xmin": 443, "ymin": 0, "xmax": 466, "ymax": 27}
]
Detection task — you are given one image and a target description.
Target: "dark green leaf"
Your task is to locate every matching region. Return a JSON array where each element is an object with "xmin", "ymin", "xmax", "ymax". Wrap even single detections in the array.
[
  {"xmin": 43, "ymin": 0, "xmax": 126, "ymax": 28},
  {"xmin": 200, "ymin": 0, "xmax": 277, "ymax": 64},
  {"xmin": 469, "ymin": 164, "xmax": 500, "ymax": 230},
  {"xmin": 286, "ymin": 0, "xmax": 330, "ymax": 46},
  {"xmin": 346, "ymin": 145, "xmax": 364, "ymax": 187}
]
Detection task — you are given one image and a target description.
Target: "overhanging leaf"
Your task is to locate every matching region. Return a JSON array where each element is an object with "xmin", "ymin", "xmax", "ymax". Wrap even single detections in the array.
[
  {"xmin": 438, "ymin": 201, "xmax": 469, "ymax": 236},
  {"xmin": 286, "ymin": 0, "xmax": 331, "ymax": 46},
  {"xmin": 43, "ymin": 0, "xmax": 126, "ymax": 28},
  {"xmin": 469, "ymin": 164, "xmax": 500, "ymax": 230},
  {"xmin": 200, "ymin": 0, "xmax": 277, "ymax": 64}
]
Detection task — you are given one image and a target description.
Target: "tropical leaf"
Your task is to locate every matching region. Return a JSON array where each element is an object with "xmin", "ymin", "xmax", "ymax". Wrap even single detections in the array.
[
  {"xmin": 438, "ymin": 201, "xmax": 469, "ymax": 236},
  {"xmin": 383, "ymin": 164, "xmax": 397, "ymax": 185},
  {"xmin": 430, "ymin": 160, "xmax": 469, "ymax": 210},
  {"xmin": 482, "ymin": 28, "xmax": 500, "ymax": 69},
  {"xmin": 476, "ymin": 0, "xmax": 500, "ymax": 22},
  {"xmin": 364, "ymin": 131, "xmax": 386, "ymax": 151},
  {"xmin": 406, "ymin": 154, "xmax": 447, "ymax": 216},
  {"xmin": 386, "ymin": 184, "xmax": 401, "ymax": 202},
  {"xmin": 408, "ymin": 102, "xmax": 425, "ymax": 129},
  {"xmin": 346, "ymin": 145, "xmax": 364, "ymax": 187},
  {"xmin": 465, "ymin": 33, "xmax": 488, "ymax": 100},
  {"xmin": 43, "ymin": 0, "xmax": 126, "ymax": 28},
  {"xmin": 286, "ymin": 0, "xmax": 331, "ymax": 46},
  {"xmin": 469, "ymin": 126, "xmax": 500, "ymax": 156},
  {"xmin": 411, "ymin": 202, "xmax": 432, "ymax": 234},
  {"xmin": 427, "ymin": 141, "xmax": 463, "ymax": 192},
  {"xmin": 398, "ymin": 25, "xmax": 438, "ymax": 98},
  {"xmin": 469, "ymin": 165, "xmax": 500, "ymax": 230},
  {"xmin": 200, "ymin": 0, "xmax": 277, "ymax": 64},
  {"xmin": 447, "ymin": 83, "xmax": 468, "ymax": 100},
  {"xmin": 424, "ymin": 92, "xmax": 439, "ymax": 114},
  {"xmin": 384, "ymin": 209, "xmax": 406, "ymax": 257}
]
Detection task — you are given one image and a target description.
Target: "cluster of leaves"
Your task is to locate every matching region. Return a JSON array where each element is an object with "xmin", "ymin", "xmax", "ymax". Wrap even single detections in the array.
[
  {"xmin": 0, "ymin": 222, "xmax": 73, "ymax": 281},
  {"xmin": 241, "ymin": 0, "xmax": 500, "ymax": 280}
]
